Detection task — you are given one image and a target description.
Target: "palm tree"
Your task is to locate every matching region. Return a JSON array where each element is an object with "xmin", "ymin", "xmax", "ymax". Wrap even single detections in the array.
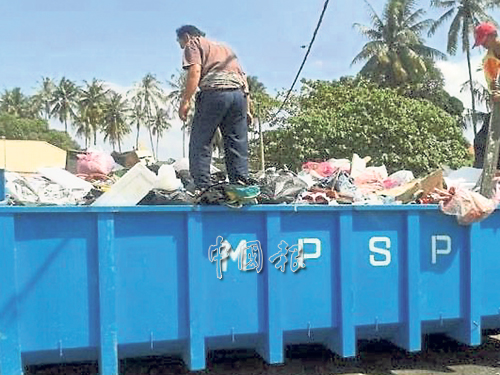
[
  {"xmin": 73, "ymin": 106, "xmax": 93, "ymax": 149},
  {"xmin": 79, "ymin": 79, "xmax": 109, "ymax": 146},
  {"xmin": 166, "ymin": 70, "xmax": 196, "ymax": 158},
  {"xmin": 129, "ymin": 98, "xmax": 145, "ymax": 150},
  {"xmin": 50, "ymin": 77, "xmax": 80, "ymax": 133},
  {"xmin": 353, "ymin": 0, "xmax": 447, "ymax": 87},
  {"xmin": 33, "ymin": 77, "xmax": 55, "ymax": 120},
  {"xmin": 150, "ymin": 104, "xmax": 172, "ymax": 158},
  {"xmin": 429, "ymin": 0, "xmax": 497, "ymax": 135},
  {"xmin": 130, "ymin": 73, "xmax": 165, "ymax": 157},
  {"xmin": 102, "ymin": 92, "xmax": 131, "ymax": 152},
  {"xmin": 0, "ymin": 88, "xmax": 30, "ymax": 117}
]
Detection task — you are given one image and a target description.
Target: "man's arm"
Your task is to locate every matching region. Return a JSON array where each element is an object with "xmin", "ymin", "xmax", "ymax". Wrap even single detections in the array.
[{"xmin": 179, "ymin": 64, "xmax": 202, "ymax": 121}]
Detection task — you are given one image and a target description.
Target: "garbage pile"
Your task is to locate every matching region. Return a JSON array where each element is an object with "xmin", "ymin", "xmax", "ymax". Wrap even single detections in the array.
[{"xmin": 2, "ymin": 150, "xmax": 499, "ymax": 225}]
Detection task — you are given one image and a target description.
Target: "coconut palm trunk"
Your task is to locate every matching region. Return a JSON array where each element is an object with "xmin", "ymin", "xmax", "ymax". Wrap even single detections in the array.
[
  {"xmin": 156, "ymin": 133, "xmax": 160, "ymax": 159},
  {"xmin": 135, "ymin": 124, "xmax": 140, "ymax": 149},
  {"xmin": 148, "ymin": 128, "xmax": 155, "ymax": 158},
  {"xmin": 466, "ymin": 46, "xmax": 478, "ymax": 135}
]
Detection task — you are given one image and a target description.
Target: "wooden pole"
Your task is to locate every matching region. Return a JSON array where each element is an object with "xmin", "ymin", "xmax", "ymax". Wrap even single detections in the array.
[{"xmin": 479, "ymin": 101, "xmax": 500, "ymax": 198}]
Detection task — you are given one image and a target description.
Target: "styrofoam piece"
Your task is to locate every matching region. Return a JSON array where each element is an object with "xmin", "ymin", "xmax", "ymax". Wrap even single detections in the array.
[
  {"xmin": 92, "ymin": 163, "xmax": 157, "ymax": 206},
  {"xmin": 38, "ymin": 167, "xmax": 93, "ymax": 192},
  {"xmin": 444, "ymin": 167, "xmax": 483, "ymax": 191}
]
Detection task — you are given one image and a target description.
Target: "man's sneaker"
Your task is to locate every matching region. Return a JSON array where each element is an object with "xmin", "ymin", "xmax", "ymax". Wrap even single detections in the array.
[{"xmin": 225, "ymin": 184, "xmax": 260, "ymax": 206}]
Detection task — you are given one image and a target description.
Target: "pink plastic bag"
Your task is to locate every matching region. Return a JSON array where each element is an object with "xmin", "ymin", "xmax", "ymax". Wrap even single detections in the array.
[
  {"xmin": 354, "ymin": 166, "xmax": 388, "ymax": 185},
  {"xmin": 440, "ymin": 187, "xmax": 497, "ymax": 225},
  {"xmin": 302, "ymin": 162, "xmax": 335, "ymax": 178},
  {"xmin": 77, "ymin": 151, "xmax": 115, "ymax": 175},
  {"xmin": 382, "ymin": 170, "xmax": 415, "ymax": 189}
]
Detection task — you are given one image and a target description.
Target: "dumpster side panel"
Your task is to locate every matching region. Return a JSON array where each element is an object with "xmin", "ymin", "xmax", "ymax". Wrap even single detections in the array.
[
  {"xmin": 15, "ymin": 214, "xmax": 99, "ymax": 357},
  {"xmin": 201, "ymin": 212, "xmax": 265, "ymax": 338},
  {"xmin": 114, "ymin": 213, "xmax": 188, "ymax": 345},
  {"xmin": 351, "ymin": 212, "xmax": 402, "ymax": 327},
  {"xmin": 2, "ymin": 206, "xmax": 500, "ymax": 374},
  {"xmin": 276, "ymin": 213, "xmax": 335, "ymax": 332},
  {"xmin": 419, "ymin": 213, "xmax": 465, "ymax": 322},
  {"xmin": 478, "ymin": 214, "xmax": 500, "ymax": 318}
]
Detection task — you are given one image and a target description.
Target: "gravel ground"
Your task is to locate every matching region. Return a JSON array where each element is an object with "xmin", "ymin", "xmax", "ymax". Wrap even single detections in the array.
[{"xmin": 26, "ymin": 333, "xmax": 500, "ymax": 375}]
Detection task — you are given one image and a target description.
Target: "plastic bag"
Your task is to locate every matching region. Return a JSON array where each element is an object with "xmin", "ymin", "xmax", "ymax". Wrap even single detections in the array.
[
  {"xmin": 439, "ymin": 187, "xmax": 497, "ymax": 225},
  {"xmin": 156, "ymin": 164, "xmax": 182, "ymax": 192},
  {"xmin": 302, "ymin": 161, "xmax": 335, "ymax": 178},
  {"xmin": 355, "ymin": 166, "xmax": 388, "ymax": 185},
  {"xmin": 139, "ymin": 189, "xmax": 194, "ymax": 205},
  {"xmin": 259, "ymin": 172, "xmax": 308, "ymax": 204},
  {"xmin": 77, "ymin": 151, "xmax": 115, "ymax": 175},
  {"xmin": 327, "ymin": 158, "xmax": 351, "ymax": 173},
  {"xmin": 332, "ymin": 171, "xmax": 364, "ymax": 202},
  {"xmin": 383, "ymin": 170, "xmax": 415, "ymax": 189}
]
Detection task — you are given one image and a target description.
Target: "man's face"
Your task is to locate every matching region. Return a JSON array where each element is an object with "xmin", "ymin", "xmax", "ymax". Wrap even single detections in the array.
[{"xmin": 177, "ymin": 34, "xmax": 189, "ymax": 49}]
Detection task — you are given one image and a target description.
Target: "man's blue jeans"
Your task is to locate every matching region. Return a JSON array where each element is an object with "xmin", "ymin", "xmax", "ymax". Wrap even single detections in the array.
[{"xmin": 189, "ymin": 89, "xmax": 248, "ymax": 189}]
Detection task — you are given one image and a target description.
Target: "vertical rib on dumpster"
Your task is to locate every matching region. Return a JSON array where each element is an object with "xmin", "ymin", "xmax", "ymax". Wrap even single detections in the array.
[
  {"xmin": 97, "ymin": 213, "xmax": 118, "ymax": 375},
  {"xmin": 395, "ymin": 212, "xmax": 421, "ymax": 352},
  {"xmin": 0, "ymin": 214, "xmax": 23, "ymax": 375},
  {"xmin": 450, "ymin": 223, "xmax": 482, "ymax": 346},
  {"xmin": 257, "ymin": 212, "xmax": 284, "ymax": 365},
  {"xmin": 327, "ymin": 211, "xmax": 355, "ymax": 357},
  {"xmin": 183, "ymin": 211, "xmax": 206, "ymax": 371},
  {"xmin": 469, "ymin": 223, "xmax": 482, "ymax": 346}
]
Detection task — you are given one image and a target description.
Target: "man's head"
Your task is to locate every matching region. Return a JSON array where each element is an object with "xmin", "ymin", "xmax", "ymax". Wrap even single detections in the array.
[
  {"xmin": 473, "ymin": 22, "xmax": 498, "ymax": 49},
  {"xmin": 176, "ymin": 25, "xmax": 206, "ymax": 49}
]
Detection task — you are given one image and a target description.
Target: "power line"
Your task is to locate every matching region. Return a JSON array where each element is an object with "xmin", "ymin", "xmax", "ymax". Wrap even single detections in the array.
[{"xmin": 269, "ymin": 0, "xmax": 331, "ymax": 125}]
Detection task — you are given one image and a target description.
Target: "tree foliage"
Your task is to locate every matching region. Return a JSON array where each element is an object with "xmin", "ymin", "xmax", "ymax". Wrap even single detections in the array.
[
  {"xmin": 0, "ymin": 88, "xmax": 39, "ymax": 119},
  {"xmin": 263, "ymin": 79, "xmax": 470, "ymax": 177},
  {"xmin": 102, "ymin": 92, "xmax": 131, "ymax": 152},
  {"xmin": 0, "ymin": 112, "xmax": 80, "ymax": 150},
  {"xmin": 395, "ymin": 68, "xmax": 465, "ymax": 124}
]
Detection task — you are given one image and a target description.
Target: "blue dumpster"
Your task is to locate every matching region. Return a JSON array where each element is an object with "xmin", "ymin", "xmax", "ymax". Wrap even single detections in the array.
[
  {"xmin": 0, "ymin": 205, "xmax": 498, "ymax": 374},
  {"xmin": 0, "ymin": 169, "xmax": 4, "ymax": 201}
]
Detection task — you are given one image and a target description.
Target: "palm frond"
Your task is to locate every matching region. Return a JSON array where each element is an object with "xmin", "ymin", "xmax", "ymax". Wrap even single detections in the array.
[
  {"xmin": 352, "ymin": 23, "xmax": 382, "ymax": 40},
  {"xmin": 363, "ymin": 0, "xmax": 384, "ymax": 32},
  {"xmin": 446, "ymin": 11, "xmax": 462, "ymax": 55},
  {"xmin": 428, "ymin": 8, "xmax": 455, "ymax": 36}
]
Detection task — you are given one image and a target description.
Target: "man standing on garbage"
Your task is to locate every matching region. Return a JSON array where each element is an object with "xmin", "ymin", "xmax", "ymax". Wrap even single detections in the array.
[{"xmin": 176, "ymin": 25, "xmax": 252, "ymax": 191}]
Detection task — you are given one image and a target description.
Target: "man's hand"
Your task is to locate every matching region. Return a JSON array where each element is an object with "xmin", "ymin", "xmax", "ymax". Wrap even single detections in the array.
[{"xmin": 179, "ymin": 100, "xmax": 191, "ymax": 122}]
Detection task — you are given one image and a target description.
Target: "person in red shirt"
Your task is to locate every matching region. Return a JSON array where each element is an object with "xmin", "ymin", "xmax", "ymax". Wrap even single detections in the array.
[
  {"xmin": 176, "ymin": 25, "xmax": 252, "ymax": 190},
  {"xmin": 473, "ymin": 22, "xmax": 500, "ymax": 101},
  {"xmin": 472, "ymin": 22, "xmax": 500, "ymax": 169}
]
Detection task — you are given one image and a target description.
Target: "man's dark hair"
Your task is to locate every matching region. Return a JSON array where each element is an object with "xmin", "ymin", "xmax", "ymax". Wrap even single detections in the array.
[{"xmin": 176, "ymin": 25, "xmax": 206, "ymax": 39}]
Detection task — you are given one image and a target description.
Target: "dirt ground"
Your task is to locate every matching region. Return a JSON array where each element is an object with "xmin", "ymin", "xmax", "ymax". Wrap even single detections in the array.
[{"xmin": 27, "ymin": 333, "xmax": 500, "ymax": 375}]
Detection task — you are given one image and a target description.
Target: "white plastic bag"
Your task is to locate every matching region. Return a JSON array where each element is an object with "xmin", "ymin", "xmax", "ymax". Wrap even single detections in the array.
[{"xmin": 156, "ymin": 165, "xmax": 182, "ymax": 192}]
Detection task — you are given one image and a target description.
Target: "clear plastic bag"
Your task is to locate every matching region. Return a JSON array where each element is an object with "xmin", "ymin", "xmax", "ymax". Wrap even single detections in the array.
[{"xmin": 439, "ymin": 187, "xmax": 497, "ymax": 225}]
